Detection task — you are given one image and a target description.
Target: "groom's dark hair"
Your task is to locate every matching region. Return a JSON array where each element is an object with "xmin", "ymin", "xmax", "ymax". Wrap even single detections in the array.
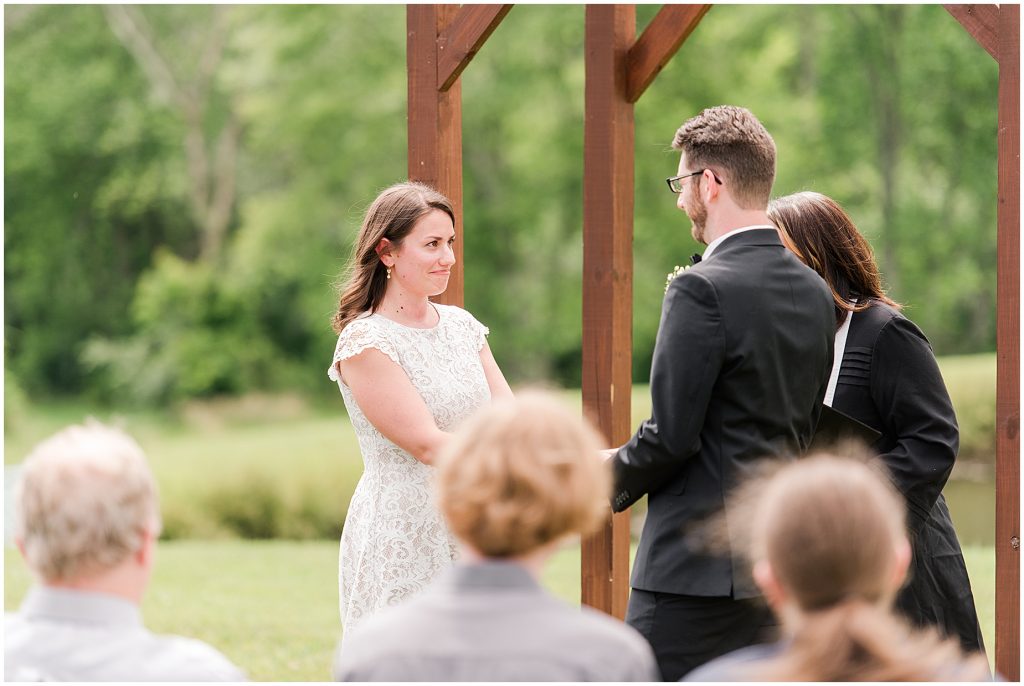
[{"xmin": 673, "ymin": 105, "xmax": 776, "ymax": 209}]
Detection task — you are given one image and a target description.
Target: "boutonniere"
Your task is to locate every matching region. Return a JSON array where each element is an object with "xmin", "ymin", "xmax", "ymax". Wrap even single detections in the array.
[
  {"xmin": 664, "ymin": 253, "xmax": 703, "ymax": 293},
  {"xmin": 665, "ymin": 265, "xmax": 690, "ymax": 293}
]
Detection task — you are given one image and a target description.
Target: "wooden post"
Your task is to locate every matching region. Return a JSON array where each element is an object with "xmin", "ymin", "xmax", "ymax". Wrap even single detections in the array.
[
  {"xmin": 408, "ymin": 4, "xmax": 465, "ymax": 307},
  {"xmin": 579, "ymin": 1, "xmax": 710, "ymax": 620},
  {"xmin": 407, "ymin": 4, "xmax": 511, "ymax": 307},
  {"xmin": 581, "ymin": 3, "xmax": 635, "ymax": 620},
  {"xmin": 995, "ymin": 5, "xmax": 1019, "ymax": 679}
]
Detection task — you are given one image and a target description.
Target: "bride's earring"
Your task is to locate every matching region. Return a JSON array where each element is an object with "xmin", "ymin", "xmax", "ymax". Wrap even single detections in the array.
[{"xmin": 386, "ymin": 267, "xmax": 392, "ymax": 280}]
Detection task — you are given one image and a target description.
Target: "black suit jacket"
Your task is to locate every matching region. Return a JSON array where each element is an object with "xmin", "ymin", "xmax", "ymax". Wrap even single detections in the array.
[
  {"xmin": 611, "ymin": 228, "xmax": 834, "ymax": 599},
  {"xmin": 834, "ymin": 301, "xmax": 983, "ymax": 653}
]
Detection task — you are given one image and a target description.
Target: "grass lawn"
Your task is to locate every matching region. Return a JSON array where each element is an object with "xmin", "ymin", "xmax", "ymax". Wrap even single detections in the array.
[{"xmin": 5, "ymin": 540, "xmax": 995, "ymax": 681}]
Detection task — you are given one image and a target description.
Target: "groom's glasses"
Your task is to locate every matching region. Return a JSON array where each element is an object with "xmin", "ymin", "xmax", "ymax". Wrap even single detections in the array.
[{"xmin": 666, "ymin": 169, "xmax": 723, "ymax": 193}]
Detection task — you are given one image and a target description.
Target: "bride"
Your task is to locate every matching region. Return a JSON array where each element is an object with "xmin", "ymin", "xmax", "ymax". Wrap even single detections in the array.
[{"xmin": 327, "ymin": 181, "xmax": 512, "ymax": 640}]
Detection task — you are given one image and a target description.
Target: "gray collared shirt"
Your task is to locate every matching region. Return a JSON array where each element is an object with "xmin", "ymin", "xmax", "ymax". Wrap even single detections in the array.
[
  {"xmin": 333, "ymin": 560, "xmax": 660, "ymax": 682},
  {"xmin": 5, "ymin": 586, "xmax": 246, "ymax": 681}
]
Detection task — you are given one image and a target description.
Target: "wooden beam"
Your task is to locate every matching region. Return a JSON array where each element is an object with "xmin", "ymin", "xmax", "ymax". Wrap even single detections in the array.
[
  {"xmin": 626, "ymin": 4, "xmax": 711, "ymax": 103},
  {"xmin": 944, "ymin": 4, "xmax": 999, "ymax": 60},
  {"xmin": 407, "ymin": 4, "xmax": 464, "ymax": 306},
  {"xmin": 408, "ymin": 5, "xmax": 439, "ymax": 185},
  {"xmin": 995, "ymin": 4, "xmax": 1020, "ymax": 679},
  {"xmin": 581, "ymin": 3, "xmax": 634, "ymax": 621},
  {"xmin": 438, "ymin": 4, "xmax": 512, "ymax": 92}
]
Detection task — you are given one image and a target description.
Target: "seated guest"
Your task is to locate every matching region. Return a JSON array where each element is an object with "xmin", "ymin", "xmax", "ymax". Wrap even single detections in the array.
[
  {"xmin": 684, "ymin": 453, "xmax": 990, "ymax": 682},
  {"xmin": 333, "ymin": 391, "xmax": 659, "ymax": 682},
  {"xmin": 5, "ymin": 421, "xmax": 246, "ymax": 681}
]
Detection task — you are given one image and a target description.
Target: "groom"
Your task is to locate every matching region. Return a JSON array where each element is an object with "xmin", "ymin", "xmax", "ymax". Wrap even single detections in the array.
[{"xmin": 609, "ymin": 106, "xmax": 835, "ymax": 680}]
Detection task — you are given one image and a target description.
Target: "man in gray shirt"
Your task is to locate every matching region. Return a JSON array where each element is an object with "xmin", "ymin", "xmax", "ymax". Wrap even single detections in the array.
[
  {"xmin": 333, "ymin": 392, "xmax": 659, "ymax": 682},
  {"xmin": 5, "ymin": 421, "xmax": 246, "ymax": 681}
]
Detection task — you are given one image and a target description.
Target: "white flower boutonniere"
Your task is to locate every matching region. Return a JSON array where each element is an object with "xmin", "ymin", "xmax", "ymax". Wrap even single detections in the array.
[{"xmin": 665, "ymin": 265, "xmax": 690, "ymax": 293}]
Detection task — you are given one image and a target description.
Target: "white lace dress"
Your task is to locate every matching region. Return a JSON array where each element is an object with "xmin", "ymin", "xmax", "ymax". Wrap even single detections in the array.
[{"xmin": 327, "ymin": 303, "xmax": 492, "ymax": 639}]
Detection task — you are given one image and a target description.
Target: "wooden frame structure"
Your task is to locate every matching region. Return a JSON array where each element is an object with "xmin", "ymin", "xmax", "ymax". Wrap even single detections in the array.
[
  {"xmin": 406, "ymin": 4, "xmax": 1020, "ymax": 678},
  {"xmin": 945, "ymin": 5, "xmax": 1020, "ymax": 679}
]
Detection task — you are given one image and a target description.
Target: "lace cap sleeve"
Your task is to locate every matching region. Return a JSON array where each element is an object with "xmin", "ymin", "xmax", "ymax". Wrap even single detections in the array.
[
  {"xmin": 327, "ymin": 317, "xmax": 401, "ymax": 382},
  {"xmin": 453, "ymin": 306, "xmax": 490, "ymax": 352}
]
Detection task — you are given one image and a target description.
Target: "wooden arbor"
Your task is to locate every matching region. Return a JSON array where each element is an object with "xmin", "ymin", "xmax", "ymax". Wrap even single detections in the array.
[{"xmin": 406, "ymin": 4, "xmax": 1020, "ymax": 678}]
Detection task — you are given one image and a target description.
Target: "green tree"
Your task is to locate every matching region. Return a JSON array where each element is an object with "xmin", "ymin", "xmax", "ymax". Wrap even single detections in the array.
[
  {"xmin": 4, "ymin": 5, "xmax": 999, "ymax": 403},
  {"xmin": 104, "ymin": 5, "xmax": 242, "ymax": 262},
  {"xmin": 5, "ymin": 6, "xmax": 193, "ymax": 395}
]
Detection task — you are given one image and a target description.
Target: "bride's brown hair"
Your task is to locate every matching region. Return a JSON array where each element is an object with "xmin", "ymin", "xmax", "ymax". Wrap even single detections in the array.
[
  {"xmin": 331, "ymin": 182, "xmax": 455, "ymax": 334},
  {"xmin": 728, "ymin": 453, "xmax": 989, "ymax": 681}
]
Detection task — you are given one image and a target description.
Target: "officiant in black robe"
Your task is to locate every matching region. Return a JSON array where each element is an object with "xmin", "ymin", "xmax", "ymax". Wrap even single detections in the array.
[{"xmin": 769, "ymin": 191, "xmax": 985, "ymax": 656}]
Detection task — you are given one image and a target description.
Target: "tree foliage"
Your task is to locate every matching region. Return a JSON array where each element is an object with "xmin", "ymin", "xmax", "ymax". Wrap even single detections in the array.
[
  {"xmin": 4, "ymin": 5, "xmax": 999, "ymax": 403},
  {"xmin": 5, "ymin": 6, "xmax": 194, "ymax": 395}
]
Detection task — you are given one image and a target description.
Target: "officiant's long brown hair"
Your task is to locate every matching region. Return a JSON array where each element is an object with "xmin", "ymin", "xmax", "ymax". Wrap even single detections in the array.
[
  {"xmin": 332, "ymin": 182, "xmax": 455, "ymax": 334},
  {"xmin": 768, "ymin": 191, "xmax": 900, "ymax": 330}
]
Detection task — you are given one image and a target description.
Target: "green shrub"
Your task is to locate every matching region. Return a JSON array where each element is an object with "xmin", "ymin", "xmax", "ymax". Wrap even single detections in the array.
[
  {"xmin": 283, "ymin": 485, "xmax": 345, "ymax": 540},
  {"xmin": 160, "ymin": 499, "xmax": 232, "ymax": 541},
  {"xmin": 205, "ymin": 473, "xmax": 288, "ymax": 539},
  {"xmin": 161, "ymin": 470, "xmax": 348, "ymax": 541},
  {"xmin": 81, "ymin": 250, "xmax": 281, "ymax": 407}
]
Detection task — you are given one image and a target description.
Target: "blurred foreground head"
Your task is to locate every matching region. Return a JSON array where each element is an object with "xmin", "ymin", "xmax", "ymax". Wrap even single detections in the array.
[
  {"xmin": 14, "ymin": 421, "xmax": 161, "ymax": 584},
  {"xmin": 727, "ymin": 452, "xmax": 989, "ymax": 680},
  {"xmin": 435, "ymin": 391, "xmax": 611, "ymax": 559},
  {"xmin": 743, "ymin": 452, "xmax": 907, "ymax": 611}
]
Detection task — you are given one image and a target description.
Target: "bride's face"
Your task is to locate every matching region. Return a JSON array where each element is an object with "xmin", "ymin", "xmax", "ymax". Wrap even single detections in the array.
[{"xmin": 386, "ymin": 209, "xmax": 456, "ymax": 297}]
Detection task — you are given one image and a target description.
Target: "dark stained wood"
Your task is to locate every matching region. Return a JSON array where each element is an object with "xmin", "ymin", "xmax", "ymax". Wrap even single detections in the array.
[
  {"xmin": 436, "ymin": 5, "xmax": 464, "ymax": 306},
  {"xmin": 438, "ymin": 4, "xmax": 513, "ymax": 92},
  {"xmin": 581, "ymin": 4, "xmax": 635, "ymax": 620},
  {"xmin": 995, "ymin": 4, "xmax": 1019, "ymax": 678},
  {"xmin": 407, "ymin": 4, "xmax": 464, "ymax": 306},
  {"xmin": 944, "ymin": 4, "xmax": 999, "ymax": 60},
  {"xmin": 407, "ymin": 5, "xmax": 439, "ymax": 186},
  {"xmin": 626, "ymin": 4, "xmax": 711, "ymax": 103}
]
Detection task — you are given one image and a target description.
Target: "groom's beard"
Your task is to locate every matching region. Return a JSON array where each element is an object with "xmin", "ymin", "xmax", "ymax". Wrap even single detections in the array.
[{"xmin": 687, "ymin": 186, "xmax": 708, "ymax": 244}]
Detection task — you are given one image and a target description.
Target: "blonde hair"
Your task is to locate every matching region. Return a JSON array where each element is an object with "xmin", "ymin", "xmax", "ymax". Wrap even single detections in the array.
[
  {"xmin": 14, "ymin": 421, "xmax": 160, "ymax": 582},
  {"xmin": 434, "ymin": 391, "xmax": 611, "ymax": 558},
  {"xmin": 728, "ymin": 453, "xmax": 988, "ymax": 681},
  {"xmin": 331, "ymin": 182, "xmax": 455, "ymax": 334}
]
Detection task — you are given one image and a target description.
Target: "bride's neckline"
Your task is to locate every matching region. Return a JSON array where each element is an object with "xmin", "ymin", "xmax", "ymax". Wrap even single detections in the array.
[{"xmin": 370, "ymin": 302, "xmax": 442, "ymax": 330}]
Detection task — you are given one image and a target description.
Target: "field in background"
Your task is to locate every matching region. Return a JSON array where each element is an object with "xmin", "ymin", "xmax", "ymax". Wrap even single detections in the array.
[
  {"xmin": 3, "ymin": 541, "xmax": 995, "ymax": 681},
  {"xmin": 3, "ymin": 354, "xmax": 996, "ymax": 544}
]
